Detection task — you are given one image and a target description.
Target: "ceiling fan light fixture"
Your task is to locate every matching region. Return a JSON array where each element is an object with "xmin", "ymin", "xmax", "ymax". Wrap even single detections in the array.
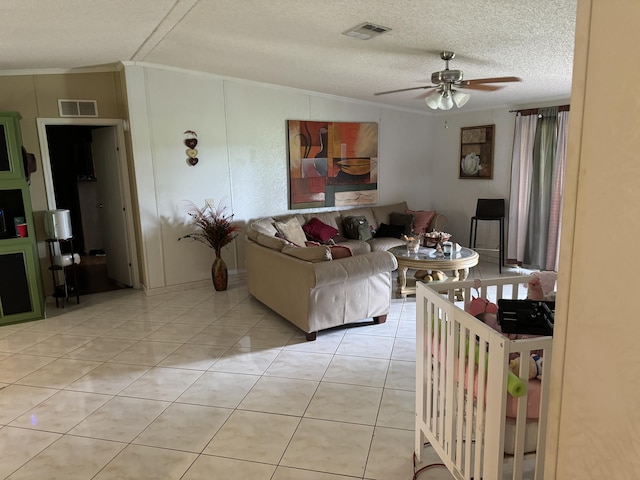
[
  {"xmin": 452, "ymin": 90, "xmax": 470, "ymax": 108},
  {"xmin": 425, "ymin": 94, "xmax": 441, "ymax": 110},
  {"xmin": 439, "ymin": 93, "xmax": 454, "ymax": 110},
  {"xmin": 374, "ymin": 51, "xmax": 520, "ymax": 110}
]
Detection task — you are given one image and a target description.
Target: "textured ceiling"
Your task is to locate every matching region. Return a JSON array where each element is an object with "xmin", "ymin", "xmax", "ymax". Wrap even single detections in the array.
[{"xmin": 1, "ymin": 0, "xmax": 577, "ymax": 113}]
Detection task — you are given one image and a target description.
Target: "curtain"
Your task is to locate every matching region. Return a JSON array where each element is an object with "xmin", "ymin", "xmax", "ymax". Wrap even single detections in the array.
[
  {"xmin": 507, "ymin": 106, "xmax": 568, "ymax": 271},
  {"xmin": 545, "ymin": 110, "xmax": 569, "ymax": 270},
  {"xmin": 507, "ymin": 114, "xmax": 537, "ymax": 263},
  {"xmin": 524, "ymin": 107, "xmax": 558, "ymax": 268}
]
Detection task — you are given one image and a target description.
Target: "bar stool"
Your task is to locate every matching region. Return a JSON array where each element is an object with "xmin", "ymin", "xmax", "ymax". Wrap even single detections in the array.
[{"xmin": 469, "ymin": 199, "xmax": 505, "ymax": 273}]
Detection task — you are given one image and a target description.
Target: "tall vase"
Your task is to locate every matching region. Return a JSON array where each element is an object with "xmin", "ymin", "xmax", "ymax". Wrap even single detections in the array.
[{"xmin": 212, "ymin": 250, "xmax": 228, "ymax": 291}]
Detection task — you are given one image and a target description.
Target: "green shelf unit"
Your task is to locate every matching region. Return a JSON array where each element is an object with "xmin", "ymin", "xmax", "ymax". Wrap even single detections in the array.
[{"xmin": 0, "ymin": 111, "xmax": 45, "ymax": 325}]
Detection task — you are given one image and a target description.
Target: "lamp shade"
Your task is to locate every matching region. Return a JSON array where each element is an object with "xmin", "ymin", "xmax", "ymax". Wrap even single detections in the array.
[
  {"xmin": 439, "ymin": 93, "xmax": 454, "ymax": 110},
  {"xmin": 43, "ymin": 209, "xmax": 73, "ymax": 240},
  {"xmin": 425, "ymin": 89, "xmax": 470, "ymax": 110},
  {"xmin": 425, "ymin": 94, "xmax": 441, "ymax": 109},
  {"xmin": 452, "ymin": 90, "xmax": 470, "ymax": 108}
]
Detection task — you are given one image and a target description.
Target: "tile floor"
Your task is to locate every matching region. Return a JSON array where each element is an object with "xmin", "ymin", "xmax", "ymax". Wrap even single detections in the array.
[{"xmin": 0, "ymin": 261, "xmax": 527, "ymax": 480}]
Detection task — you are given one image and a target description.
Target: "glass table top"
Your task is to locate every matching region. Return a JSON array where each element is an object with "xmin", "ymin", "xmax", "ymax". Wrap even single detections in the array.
[{"xmin": 389, "ymin": 245, "xmax": 476, "ymax": 261}]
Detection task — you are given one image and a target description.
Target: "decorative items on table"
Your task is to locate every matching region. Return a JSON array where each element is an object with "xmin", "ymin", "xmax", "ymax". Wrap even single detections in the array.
[
  {"xmin": 402, "ymin": 233, "xmax": 422, "ymax": 253},
  {"xmin": 184, "ymin": 130, "xmax": 199, "ymax": 166},
  {"xmin": 423, "ymin": 230, "xmax": 451, "ymax": 247},
  {"xmin": 178, "ymin": 201, "xmax": 240, "ymax": 291}
]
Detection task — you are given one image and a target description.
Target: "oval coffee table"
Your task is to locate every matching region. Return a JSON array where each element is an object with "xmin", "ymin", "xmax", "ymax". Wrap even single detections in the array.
[{"xmin": 389, "ymin": 245, "xmax": 479, "ymax": 298}]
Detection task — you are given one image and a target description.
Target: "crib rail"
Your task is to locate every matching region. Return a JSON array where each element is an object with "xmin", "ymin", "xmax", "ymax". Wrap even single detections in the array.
[{"xmin": 416, "ymin": 276, "xmax": 553, "ymax": 480}]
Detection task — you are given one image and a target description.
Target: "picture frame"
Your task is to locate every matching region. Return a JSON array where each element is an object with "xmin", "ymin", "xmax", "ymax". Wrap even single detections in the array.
[
  {"xmin": 287, "ymin": 120, "xmax": 378, "ymax": 209},
  {"xmin": 459, "ymin": 124, "xmax": 494, "ymax": 179}
]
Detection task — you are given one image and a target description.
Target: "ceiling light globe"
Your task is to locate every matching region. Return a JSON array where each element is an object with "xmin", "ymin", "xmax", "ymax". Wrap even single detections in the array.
[
  {"xmin": 439, "ymin": 94, "xmax": 454, "ymax": 110},
  {"xmin": 452, "ymin": 91, "xmax": 470, "ymax": 108},
  {"xmin": 425, "ymin": 95, "xmax": 440, "ymax": 110}
]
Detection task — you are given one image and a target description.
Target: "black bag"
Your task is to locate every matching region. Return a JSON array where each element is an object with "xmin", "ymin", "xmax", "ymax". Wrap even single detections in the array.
[
  {"xmin": 497, "ymin": 299, "xmax": 555, "ymax": 336},
  {"xmin": 342, "ymin": 215, "xmax": 372, "ymax": 241}
]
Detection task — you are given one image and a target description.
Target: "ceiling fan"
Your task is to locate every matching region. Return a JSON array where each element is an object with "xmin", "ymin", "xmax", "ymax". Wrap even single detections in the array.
[{"xmin": 374, "ymin": 51, "xmax": 521, "ymax": 110}]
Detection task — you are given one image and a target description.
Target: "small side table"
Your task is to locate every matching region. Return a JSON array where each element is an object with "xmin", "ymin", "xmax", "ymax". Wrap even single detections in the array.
[{"xmin": 46, "ymin": 238, "xmax": 80, "ymax": 307}]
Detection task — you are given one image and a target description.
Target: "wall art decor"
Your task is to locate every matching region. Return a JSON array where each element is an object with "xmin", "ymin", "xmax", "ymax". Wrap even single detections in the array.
[
  {"xmin": 287, "ymin": 120, "xmax": 378, "ymax": 209},
  {"xmin": 459, "ymin": 124, "xmax": 494, "ymax": 179},
  {"xmin": 184, "ymin": 130, "xmax": 199, "ymax": 166}
]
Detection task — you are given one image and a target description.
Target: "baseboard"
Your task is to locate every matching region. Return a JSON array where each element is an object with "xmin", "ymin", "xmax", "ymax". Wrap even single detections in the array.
[{"xmin": 142, "ymin": 269, "xmax": 245, "ymax": 296}]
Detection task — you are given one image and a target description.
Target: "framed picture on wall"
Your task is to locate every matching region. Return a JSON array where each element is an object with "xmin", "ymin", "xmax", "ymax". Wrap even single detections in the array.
[
  {"xmin": 459, "ymin": 124, "xmax": 494, "ymax": 179},
  {"xmin": 286, "ymin": 120, "xmax": 379, "ymax": 209}
]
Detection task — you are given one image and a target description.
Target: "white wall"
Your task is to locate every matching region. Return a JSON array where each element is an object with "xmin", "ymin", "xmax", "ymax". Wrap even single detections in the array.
[
  {"xmin": 428, "ymin": 109, "xmax": 515, "ymax": 256},
  {"xmin": 124, "ymin": 63, "xmax": 571, "ymax": 291},
  {"xmin": 124, "ymin": 64, "xmax": 436, "ymax": 291},
  {"xmin": 428, "ymin": 100, "xmax": 569, "ymax": 263},
  {"xmin": 545, "ymin": 1, "xmax": 640, "ymax": 477}
]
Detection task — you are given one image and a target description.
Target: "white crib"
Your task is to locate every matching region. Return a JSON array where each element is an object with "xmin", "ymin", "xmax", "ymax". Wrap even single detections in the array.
[{"xmin": 415, "ymin": 276, "xmax": 553, "ymax": 480}]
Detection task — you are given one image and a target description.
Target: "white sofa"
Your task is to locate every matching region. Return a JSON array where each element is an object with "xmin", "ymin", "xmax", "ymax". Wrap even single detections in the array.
[{"xmin": 245, "ymin": 202, "xmax": 446, "ymax": 340}]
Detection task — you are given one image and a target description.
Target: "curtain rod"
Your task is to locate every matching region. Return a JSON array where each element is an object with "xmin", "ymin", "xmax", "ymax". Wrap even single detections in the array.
[{"xmin": 509, "ymin": 105, "xmax": 570, "ymax": 114}]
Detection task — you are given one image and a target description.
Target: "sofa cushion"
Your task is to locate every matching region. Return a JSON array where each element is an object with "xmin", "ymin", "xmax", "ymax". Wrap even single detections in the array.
[
  {"xmin": 390, "ymin": 211, "xmax": 414, "ymax": 235},
  {"xmin": 246, "ymin": 227, "xmax": 259, "ymax": 241},
  {"xmin": 408, "ymin": 210, "xmax": 437, "ymax": 234},
  {"xmin": 368, "ymin": 237, "xmax": 407, "ymax": 252},
  {"xmin": 303, "ymin": 217, "xmax": 339, "ymax": 243},
  {"xmin": 251, "ymin": 217, "xmax": 278, "ymax": 236},
  {"xmin": 334, "ymin": 238, "xmax": 371, "ymax": 256},
  {"xmin": 373, "ymin": 223, "xmax": 405, "ymax": 239},
  {"xmin": 274, "ymin": 217, "xmax": 307, "ymax": 247},
  {"xmin": 282, "ymin": 245, "xmax": 331, "ymax": 262},
  {"xmin": 372, "ymin": 201, "xmax": 409, "ymax": 227},
  {"xmin": 255, "ymin": 232, "xmax": 288, "ymax": 251}
]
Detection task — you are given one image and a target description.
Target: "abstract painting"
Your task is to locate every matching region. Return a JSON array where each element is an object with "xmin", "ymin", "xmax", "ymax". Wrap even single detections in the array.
[{"xmin": 287, "ymin": 120, "xmax": 378, "ymax": 209}]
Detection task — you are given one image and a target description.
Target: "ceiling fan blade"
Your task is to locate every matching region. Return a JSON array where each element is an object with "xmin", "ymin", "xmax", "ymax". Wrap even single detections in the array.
[
  {"xmin": 458, "ymin": 84, "xmax": 504, "ymax": 92},
  {"xmin": 461, "ymin": 76, "xmax": 522, "ymax": 85},
  {"xmin": 374, "ymin": 85, "xmax": 436, "ymax": 96}
]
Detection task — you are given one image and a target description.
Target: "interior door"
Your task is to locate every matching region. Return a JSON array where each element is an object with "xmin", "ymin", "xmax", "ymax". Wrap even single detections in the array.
[{"xmin": 91, "ymin": 127, "xmax": 132, "ymax": 287}]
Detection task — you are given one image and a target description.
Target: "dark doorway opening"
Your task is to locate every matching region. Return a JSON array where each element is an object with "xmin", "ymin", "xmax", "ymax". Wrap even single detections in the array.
[{"xmin": 46, "ymin": 125, "xmax": 128, "ymax": 295}]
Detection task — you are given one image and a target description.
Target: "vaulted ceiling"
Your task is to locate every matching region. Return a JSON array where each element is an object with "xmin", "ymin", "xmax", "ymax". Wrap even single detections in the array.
[{"xmin": 1, "ymin": 0, "xmax": 576, "ymax": 112}]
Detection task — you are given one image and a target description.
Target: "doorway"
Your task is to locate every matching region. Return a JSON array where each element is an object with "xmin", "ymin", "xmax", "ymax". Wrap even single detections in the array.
[{"xmin": 37, "ymin": 119, "xmax": 140, "ymax": 295}]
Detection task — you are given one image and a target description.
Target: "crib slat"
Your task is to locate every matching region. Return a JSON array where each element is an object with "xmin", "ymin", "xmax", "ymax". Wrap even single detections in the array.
[
  {"xmin": 453, "ymin": 325, "xmax": 464, "ymax": 468},
  {"xmin": 512, "ymin": 348, "xmax": 531, "ymax": 479},
  {"xmin": 535, "ymin": 344, "xmax": 553, "ymax": 479},
  {"xmin": 415, "ymin": 294, "xmax": 427, "ymax": 461},
  {"xmin": 463, "ymin": 331, "xmax": 476, "ymax": 476},
  {"xmin": 474, "ymin": 340, "xmax": 488, "ymax": 478}
]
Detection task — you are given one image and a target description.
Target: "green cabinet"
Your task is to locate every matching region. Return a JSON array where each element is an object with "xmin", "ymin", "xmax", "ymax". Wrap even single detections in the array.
[{"xmin": 0, "ymin": 112, "xmax": 44, "ymax": 325}]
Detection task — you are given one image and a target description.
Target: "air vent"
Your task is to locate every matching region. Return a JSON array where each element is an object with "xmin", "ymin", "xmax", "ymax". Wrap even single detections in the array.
[
  {"xmin": 58, "ymin": 99, "xmax": 98, "ymax": 117},
  {"xmin": 342, "ymin": 22, "xmax": 391, "ymax": 40}
]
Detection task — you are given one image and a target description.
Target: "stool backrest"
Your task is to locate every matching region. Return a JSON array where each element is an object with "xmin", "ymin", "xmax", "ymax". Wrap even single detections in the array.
[{"xmin": 475, "ymin": 199, "xmax": 505, "ymax": 219}]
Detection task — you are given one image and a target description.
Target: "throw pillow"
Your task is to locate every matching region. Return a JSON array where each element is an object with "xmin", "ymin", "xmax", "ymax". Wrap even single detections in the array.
[
  {"xmin": 303, "ymin": 217, "xmax": 339, "ymax": 243},
  {"xmin": 273, "ymin": 217, "xmax": 307, "ymax": 247},
  {"xmin": 255, "ymin": 233, "xmax": 288, "ymax": 251},
  {"xmin": 373, "ymin": 223, "xmax": 405, "ymax": 239},
  {"xmin": 372, "ymin": 202, "xmax": 408, "ymax": 227},
  {"xmin": 408, "ymin": 210, "xmax": 436, "ymax": 234},
  {"xmin": 343, "ymin": 215, "xmax": 372, "ymax": 241},
  {"xmin": 281, "ymin": 245, "xmax": 331, "ymax": 262},
  {"xmin": 329, "ymin": 244, "xmax": 353, "ymax": 259},
  {"xmin": 390, "ymin": 212, "xmax": 415, "ymax": 235},
  {"xmin": 251, "ymin": 217, "xmax": 278, "ymax": 236}
]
